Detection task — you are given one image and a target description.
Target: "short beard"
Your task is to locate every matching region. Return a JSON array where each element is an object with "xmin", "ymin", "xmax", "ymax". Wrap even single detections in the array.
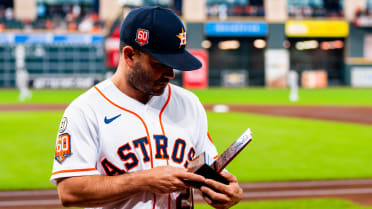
[{"xmin": 127, "ymin": 62, "xmax": 167, "ymax": 97}]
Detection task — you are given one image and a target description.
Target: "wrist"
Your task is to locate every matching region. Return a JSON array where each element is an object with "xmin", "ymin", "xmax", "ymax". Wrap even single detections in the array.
[{"xmin": 126, "ymin": 170, "xmax": 152, "ymax": 193}]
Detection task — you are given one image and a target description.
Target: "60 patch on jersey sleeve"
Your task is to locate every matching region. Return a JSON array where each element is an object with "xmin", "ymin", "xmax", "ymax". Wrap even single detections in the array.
[{"xmin": 55, "ymin": 133, "xmax": 72, "ymax": 164}]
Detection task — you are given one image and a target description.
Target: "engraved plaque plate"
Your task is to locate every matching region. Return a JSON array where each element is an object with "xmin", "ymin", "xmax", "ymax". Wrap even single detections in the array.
[
  {"xmin": 187, "ymin": 128, "xmax": 253, "ymax": 188},
  {"xmin": 211, "ymin": 128, "xmax": 252, "ymax": 172}
]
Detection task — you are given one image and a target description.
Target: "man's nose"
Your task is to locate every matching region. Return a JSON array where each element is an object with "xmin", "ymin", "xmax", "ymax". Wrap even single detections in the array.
[{"xmin": 163, "ymin": 68, "xmax": 175, "ymax": 80}]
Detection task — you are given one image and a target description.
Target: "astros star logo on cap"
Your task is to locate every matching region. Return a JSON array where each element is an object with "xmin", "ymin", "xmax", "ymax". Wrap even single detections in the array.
[{"xmin": 176, "ymin": 28, "xmax": 186, "ymax": 48}]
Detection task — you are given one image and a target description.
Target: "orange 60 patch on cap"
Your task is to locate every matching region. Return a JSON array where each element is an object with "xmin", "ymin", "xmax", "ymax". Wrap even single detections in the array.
[
  {"xmin": 55, "ymin": 133, "xmax": 72, "ymax": 164},
  {"xmin": 135, "ymin": 29, "xmax": 149, "ymax": 46}
]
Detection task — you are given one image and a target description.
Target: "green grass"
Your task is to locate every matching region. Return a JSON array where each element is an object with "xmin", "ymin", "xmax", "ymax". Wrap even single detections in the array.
[
  {"xmin": 192, "ymin": 88, "xmax": 372, "ymax": 105},
  {"xmin": 208, "ymin": 112, "xmax": 372, "ymax": 182},
  {"xmin": 1, "ymin": 88, "xmax": 371, "ymax": 209},
  {"xmin": 195, "ymin": 199, "xmax": 372, "ymax": 209},
  {"xmin": 0, "ymin": 89, "xmax": 85, "ymax": 104},
  {"xmin": 50, "ymin": 199, "xmax": 372, "ymax": 209},
  {"xmin": 1, "ymin": 111, "xmax": 372, "ymax": 189},
  {"xmin": 51, "ymin": 199, "xmax": 372, "ymax": 209},
  {"xmin": 52, "ymin": 199, "xmax": 372, "ymax": 209},
  {"xmin": 1, "ymin": 88, "xmax": 372, "ymax": 105},
  {"xmin": 0, "ymin": 111, "xmax": 63, "ymax": 189}
]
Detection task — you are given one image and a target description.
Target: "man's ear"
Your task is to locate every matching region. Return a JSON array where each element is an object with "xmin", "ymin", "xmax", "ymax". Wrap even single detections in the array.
[{"xmin": 123, "ymin": 46, "xmax": 136, "ymax": 66}]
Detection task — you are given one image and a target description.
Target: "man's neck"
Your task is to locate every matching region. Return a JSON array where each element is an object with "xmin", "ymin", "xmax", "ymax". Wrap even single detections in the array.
[{"xmin": 111, "ymin": 73, "xmax": 152, "ymax": 104}]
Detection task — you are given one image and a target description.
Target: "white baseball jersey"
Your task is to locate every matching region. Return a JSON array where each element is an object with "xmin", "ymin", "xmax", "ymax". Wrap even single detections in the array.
[{"xmin": 50, "ymin": 79, "xmax": 218, "ymax": 209}]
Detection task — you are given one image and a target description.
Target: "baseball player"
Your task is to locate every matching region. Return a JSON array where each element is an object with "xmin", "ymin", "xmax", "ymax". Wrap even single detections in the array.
[
  {"xmin": 15, "ymin": 67, "xmax": 32, "ymax": 102},
  {"xmin": 51, "ymin": 7, "xmax": 242, "ymax": 209},
  {"xmin": 288, "ymin": 70, "xmax": 299, "ymax": 102},
  {"xmin": 15, "ymin": 45, "xmax": 32, "ymax": 101}
]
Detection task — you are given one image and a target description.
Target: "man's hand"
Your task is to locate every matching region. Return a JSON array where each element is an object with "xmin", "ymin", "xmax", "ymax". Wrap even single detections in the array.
[
  {"xmin": 200, "ymin": 171, "xmax": 243, "ymax": 209},
  {"xmin": 142, "ymin": 166, "xmax": 205, "ymax": 194},
  {"xmin": 55, "ymin": 166, "xmax": 205, "ymax": 207}
]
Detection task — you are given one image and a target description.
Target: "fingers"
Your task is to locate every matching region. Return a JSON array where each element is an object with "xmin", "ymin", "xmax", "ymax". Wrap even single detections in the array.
[
  {"xmin": 204, "ymin": 178, "xmax": 229, "ymax": 194},
  {"xmin": 200, "ymin": 185, "xmax": 230, "ymax": 203},
  {"xmin": 167, "ymin": 181, "xmax": 188, "ymax": 192},
  {"xmin": 200, "ymin": 172, "xmax": 243, "ymax": 208},
  {"xmin": 202, "ymin": 196, "xmax": 230, "ymax": 209},
  {"xmin": 201, "ymin": 192, "xmax": 226, "ymax": 209},
  {"xmin": 206, "ymin": 178, "xmax": 242, "ymax": 199},
  {"xmin": 178, "ymin": 171, "xmax": 205, "ymax": 183},
  {"xmin": 170, "ymin": 167, "xmax": 205, "ymax": 185},
  {"xmin": 146, "ymin": 166, "xmax": 205, "ymax": 193},
  {"xmin": 201, "ymin": 194, "xmax": 213, "ymax": 205},
  {"xmin": 220, "ymin": 171, "xmax": 238, "ymax": 183}
]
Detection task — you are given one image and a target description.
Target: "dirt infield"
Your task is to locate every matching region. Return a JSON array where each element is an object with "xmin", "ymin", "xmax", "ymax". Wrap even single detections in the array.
[
  {"xmin": 1, "ymin": 104, "xmax": 372, "ymax": 208},
  {"xmin": 2, "ymin": 104, "xmax": 372, "ymax": 125},
  {"xmin": 204, "ymin": 105, "xmax": 372, "ymax": 125},
  {"xmin": 2, "ymin": 179, "xmax": 372, "ymax": 208},
  {"xmin": 0, "ymin": 104, "xmax": 67, "ymax": 112}
]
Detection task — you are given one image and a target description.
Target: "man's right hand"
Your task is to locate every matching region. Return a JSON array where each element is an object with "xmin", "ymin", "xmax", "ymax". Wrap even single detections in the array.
[
  {"xmin": 56, "ymin": 166, "xmax": 204, "ymax": 207},
  {"xmin": 141, "ymin": 166, "xmax": 205, "ymax": 194}
]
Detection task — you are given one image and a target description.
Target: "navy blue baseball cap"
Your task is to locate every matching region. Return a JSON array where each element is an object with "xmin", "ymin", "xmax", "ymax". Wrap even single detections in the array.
[{"xmin": 119, "ymin": 6, "xmax": 202, "ymax": 71}]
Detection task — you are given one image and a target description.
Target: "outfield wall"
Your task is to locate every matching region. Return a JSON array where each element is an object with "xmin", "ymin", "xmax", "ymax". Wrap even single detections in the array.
[
  {"xmin": 1, "ymin": 23, "xmax": 372, "ymax": 88},
  {"xmin": 0, "ymin": 33, "xmax": 105, "ymax": 88}
]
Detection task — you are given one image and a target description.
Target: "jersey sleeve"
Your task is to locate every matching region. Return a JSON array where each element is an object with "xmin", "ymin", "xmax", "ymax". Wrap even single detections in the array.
[
  {"xmin": 192, "ymin": 97, "xmax": 218, "ymax": 160},
  {"xmin": 50, "ymin": 104, "xmax": 100, "ymax": 185}
]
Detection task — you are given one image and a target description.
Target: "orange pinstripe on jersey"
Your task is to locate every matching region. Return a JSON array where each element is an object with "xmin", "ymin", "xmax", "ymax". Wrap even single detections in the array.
[
  {"xmin": 159, "ymin": 84, "xmax": 171, "ymax": 136},
  {"xmin": 51, "ymin": 168, "xmax": 97, "ymax": 176},
  {"xmin": 95, "ymin": 85, "xmax": 165, "ymax": 209},
  {"xmin": 159, "ymin": 84, "xmax": 171, "ymax": 167},
  {"xmin": 94, "ymin": 86, "xmax": 154, "ymax": 169},
  {"xmin": 207, "ymin": 132, "xmax": 214, "ymax": 143},
  {"xmin": 158, "ymin": 84, "xmax": 172, "ymax": 209}
]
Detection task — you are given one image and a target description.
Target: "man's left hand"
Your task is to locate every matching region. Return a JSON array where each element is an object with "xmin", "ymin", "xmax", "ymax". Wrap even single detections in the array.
[{"xmin": 200, "ymin": 171, "xmax": 243, "ymax": 209}]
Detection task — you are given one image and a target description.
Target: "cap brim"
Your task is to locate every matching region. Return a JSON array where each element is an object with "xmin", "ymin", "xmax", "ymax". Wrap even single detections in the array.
[{"xmin": 145, "ymin": 49, "xmax": 202, "ymax": 71}]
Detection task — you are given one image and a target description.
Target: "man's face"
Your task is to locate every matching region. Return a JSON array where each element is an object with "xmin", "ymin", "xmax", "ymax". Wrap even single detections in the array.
[{"xmin": 127, "ymin": 52, "xmax": 175, "ymax": 96}]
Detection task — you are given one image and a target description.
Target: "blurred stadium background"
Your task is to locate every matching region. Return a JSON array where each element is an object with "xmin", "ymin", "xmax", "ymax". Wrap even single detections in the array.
[
  {"xmin": 1, "ymin": 0, "xmax": 372, "ymax": 209},
  {"xmin": 0, "ymin": 0, "xmax": 371, "ymax": 89}
]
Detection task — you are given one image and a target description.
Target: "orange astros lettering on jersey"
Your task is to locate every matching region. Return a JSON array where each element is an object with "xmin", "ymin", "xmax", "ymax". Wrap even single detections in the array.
[{"xmin": 55, "ymin": 133, "xmax": 72, "ymax": 164}]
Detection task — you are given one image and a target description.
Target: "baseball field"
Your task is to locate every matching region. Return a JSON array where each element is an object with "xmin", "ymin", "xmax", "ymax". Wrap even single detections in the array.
[{"xmin": 1, "ymin": 87, "xmax": 372, "ymax": 209}]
